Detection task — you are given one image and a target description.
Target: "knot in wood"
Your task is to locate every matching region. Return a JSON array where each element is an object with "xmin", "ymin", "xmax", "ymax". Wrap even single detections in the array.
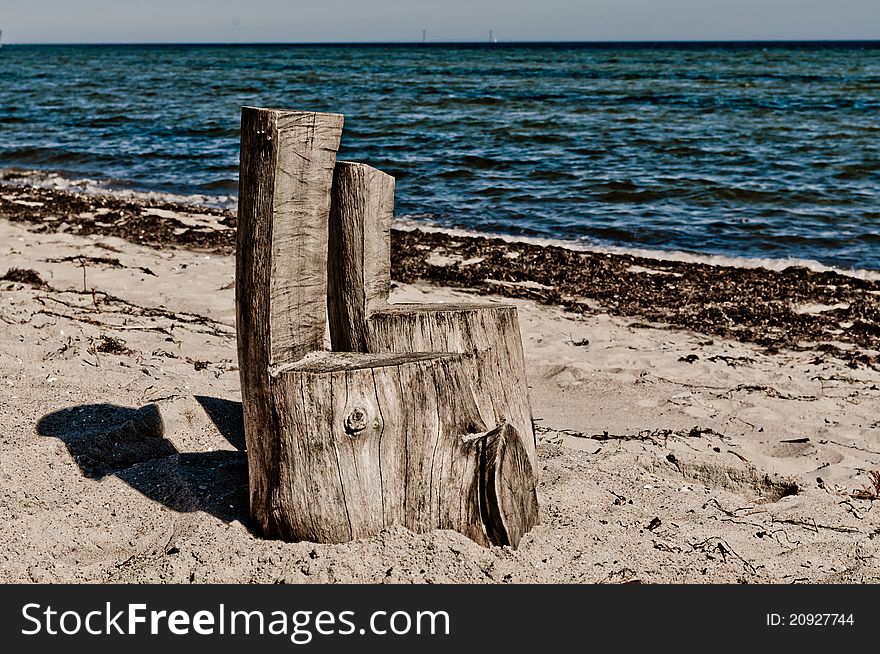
[{"xmin": 344, "ymin": 406, "xmax": 370, "ymax": 435}]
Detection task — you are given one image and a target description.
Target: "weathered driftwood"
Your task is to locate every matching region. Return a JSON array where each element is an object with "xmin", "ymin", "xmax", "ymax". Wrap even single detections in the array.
[
  {"xmin": 266, "ymin": 352, "xmax": 538, "ymax": 546},
  {"xmin": 368, "ymin": 304, "xmax": 536, "ymax": 472},
  {"xmin": 328, "ymin": 161, "xmax": 394, "ymax": 353},
  {"xmin": 327, "ymin": 161, "xmax": 536, "ymax": 471},
  {"xmin": 236, "ymin": 107, "xmax": 344, "ymax": 524},
  {"xmin": 237, "ymin": 108, "xmax": 538, "ymax": 548}
]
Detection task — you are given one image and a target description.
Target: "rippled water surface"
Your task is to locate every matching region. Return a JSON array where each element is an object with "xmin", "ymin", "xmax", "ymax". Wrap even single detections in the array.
[{"xmin": 1, "ymin": 43, "xmax": 879, "ymax": 269}]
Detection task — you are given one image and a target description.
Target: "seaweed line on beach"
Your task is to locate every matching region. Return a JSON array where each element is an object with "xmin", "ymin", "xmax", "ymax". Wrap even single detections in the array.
[{"xmin": 2, "ymin": 183, "xmax": 879, "ymax": 364}]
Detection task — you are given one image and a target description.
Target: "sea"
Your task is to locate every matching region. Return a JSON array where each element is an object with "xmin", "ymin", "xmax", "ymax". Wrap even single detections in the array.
[{"xmin": 1, "ymin": 42, "xmax": 879, "ymax": 273}]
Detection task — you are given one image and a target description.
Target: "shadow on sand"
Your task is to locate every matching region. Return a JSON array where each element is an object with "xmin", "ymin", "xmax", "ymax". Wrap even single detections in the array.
[{"xmin": 36, "ymin": 398, "xmax": 250, "ymax": 527}]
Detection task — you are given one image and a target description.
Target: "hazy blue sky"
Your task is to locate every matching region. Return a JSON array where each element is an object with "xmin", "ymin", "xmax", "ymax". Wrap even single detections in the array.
[{"xmin": 2, "ymin": 0, "xmax": 878, "ymax": 43}]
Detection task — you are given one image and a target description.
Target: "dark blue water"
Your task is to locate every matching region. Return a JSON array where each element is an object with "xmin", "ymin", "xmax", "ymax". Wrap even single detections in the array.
[{"xmin": 1, "ymin": 43, "xmax": 879, "ymax": 270}]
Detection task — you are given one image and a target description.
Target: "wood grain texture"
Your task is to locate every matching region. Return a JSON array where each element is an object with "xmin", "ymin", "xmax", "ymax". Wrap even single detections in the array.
[
  {"xmin": 367, "ymin": 304, "xmax": 537, "ymax": 472},
  {"xmin": 235, "ymin": 107, "xmax": 343, "ymax": 522},
  {"xmin": 268, "ymin": 110, "xmax": 344, "ymax": 366},
  {"xmin": 328, "ymin": 161, "xmax": 395, "ymax": 352},
  {"xmin": 236, "ymin": 108, "xmax": 537, "ymax": 548},
  {"xmin": 261, "ymin": 351, "xmax": 537, "ymax": 545},
  {"xmin": 323, "ymin": 159, "xmax": 536, "ymax": 473},
  {"xmin": 480, "ymin": 423, "xmax": 541, "ymax": 548}
]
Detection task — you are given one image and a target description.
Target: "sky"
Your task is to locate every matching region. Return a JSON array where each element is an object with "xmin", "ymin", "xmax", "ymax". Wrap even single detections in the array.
[{"xmin": 2, "ymin": 0, "xmax": 878, "ymax": 43}]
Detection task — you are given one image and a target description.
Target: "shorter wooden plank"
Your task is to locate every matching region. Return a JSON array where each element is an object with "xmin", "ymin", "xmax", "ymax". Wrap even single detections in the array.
[{"xmin": 328, "ymin": 161, "xmax": 395, "ymax": 352}]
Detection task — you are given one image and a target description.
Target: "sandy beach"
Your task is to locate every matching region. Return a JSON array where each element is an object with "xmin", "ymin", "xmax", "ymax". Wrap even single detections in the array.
[{"xmin": 2, "ymin": 184, "xmax": 880, "ymax": 584}]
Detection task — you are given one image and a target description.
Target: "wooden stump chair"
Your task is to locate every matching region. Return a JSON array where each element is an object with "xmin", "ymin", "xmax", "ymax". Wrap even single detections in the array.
[{"xmin": 235, "ymin": 106, "xmax": 539, "ymax": 548}]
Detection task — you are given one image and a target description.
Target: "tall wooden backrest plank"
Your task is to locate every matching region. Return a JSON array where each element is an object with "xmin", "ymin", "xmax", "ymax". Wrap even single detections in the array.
[
  {"xmin": 238, "ymin": 107, "xmax": 343, "ymax": 368},
  {"xmin": 328, "ymin": 161, "xmax": 395, "ymax": 352},
  {"xmin": 236, "ymin": 107, "xmax": 343, "ymax": 521},
  {"xmin": 236, "ymin": 107, "xmax": 277, "ymax": 514},
  {"xmin": 270, "ymin": 110, "xmax": 345, "ymax": 365}
]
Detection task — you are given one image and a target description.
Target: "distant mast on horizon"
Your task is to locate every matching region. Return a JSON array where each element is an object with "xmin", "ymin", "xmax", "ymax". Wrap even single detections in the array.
[{"xmin": 422, "ymin": 29, "xmax": 426, "ymax": 44}]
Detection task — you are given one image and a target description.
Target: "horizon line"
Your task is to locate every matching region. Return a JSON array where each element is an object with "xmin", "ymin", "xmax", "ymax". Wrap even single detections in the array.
[{"xmin": 3, "ymin": 38, "xmax": 880, "ymax": 46}]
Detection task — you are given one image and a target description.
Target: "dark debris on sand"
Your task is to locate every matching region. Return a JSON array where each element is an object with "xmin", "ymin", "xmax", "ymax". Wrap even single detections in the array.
[
  {"xmin": 0, "ymin": 183, "xmax": 235, "ymax": 253},
  {"xmin": 392, "ymin": 230, "xmax": 880, "ymax": 364},
  {"xmin": 2, "ymin": 267, "xmax": 47, "ymax": 288},
  {"xmin": 2, "ymin": 183, "xmax": 879, "ymax": 365},
  {"xmin": 94, "ymin": 335, "xmax": 133, "ymax": 355},
  {"xmin": 44, "ymin": 255, "xmax": 157, "ymax": 277}
]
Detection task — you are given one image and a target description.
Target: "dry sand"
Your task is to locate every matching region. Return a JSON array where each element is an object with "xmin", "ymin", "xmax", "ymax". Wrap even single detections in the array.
[{"xmin": 2, "ymin": 215, "xmax": 880, "ymax": 584}]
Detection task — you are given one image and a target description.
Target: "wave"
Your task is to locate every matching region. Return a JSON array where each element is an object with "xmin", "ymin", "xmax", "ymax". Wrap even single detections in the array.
[
  {"xmin": 197, "ymin": 178, "xmax": 238, "ymax": 192},
  {"xmin": 86, "ymin": 114, "xmax": 133, "ymax": 127},
  {"xmin": 0, "ymin": 168, "xmax": 236, "ymax": 210},
  {"xmin": 2, "ymin": 146, "xmax": 122, "ymax": 167}
]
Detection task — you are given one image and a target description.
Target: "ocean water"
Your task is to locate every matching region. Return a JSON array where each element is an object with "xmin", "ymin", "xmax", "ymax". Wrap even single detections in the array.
[{"xmin": 1, "ymin": 42, "xmax": 879, "ymax": 271}]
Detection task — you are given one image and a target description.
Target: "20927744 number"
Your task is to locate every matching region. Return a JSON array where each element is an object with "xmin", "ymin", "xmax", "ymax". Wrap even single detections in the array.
[{"xmin": 766, "ymin": 613, "xmax": 854, "ymax": 626}]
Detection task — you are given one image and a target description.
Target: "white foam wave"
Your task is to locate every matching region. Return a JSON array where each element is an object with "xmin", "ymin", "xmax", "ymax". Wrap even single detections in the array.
[
  {"xmin": 0, "ymin": 168, "xmax": 236, "ymax": 211},
  {"xmin": 394, "ymin": 217, "xmax": 880, "ymax": 282}
]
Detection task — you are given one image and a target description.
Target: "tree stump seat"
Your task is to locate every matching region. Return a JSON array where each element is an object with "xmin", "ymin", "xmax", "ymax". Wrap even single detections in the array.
[{"xmin": 236, "ymin": 106, "xmax": 539, "ymax": 548}]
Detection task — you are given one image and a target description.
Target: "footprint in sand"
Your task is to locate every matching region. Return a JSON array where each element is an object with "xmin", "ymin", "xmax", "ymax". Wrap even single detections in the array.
[
  {"xmin": 641, "ymin": 453, "xmax": 799, "ymax": 502},
  {"xmin": 667, "ymin": 393, "xmax": 714, "ymax": 419},
  {"xmin": 766, "ymin": 439, "xmax": 814, "ymax": 459},
  {"xmin": 540, "ymin": 363, "xmax": 591, "ymax": 388},
  {"xmin": 763, "ymin": 438, "xmax": 844, "ymax": 466}
]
